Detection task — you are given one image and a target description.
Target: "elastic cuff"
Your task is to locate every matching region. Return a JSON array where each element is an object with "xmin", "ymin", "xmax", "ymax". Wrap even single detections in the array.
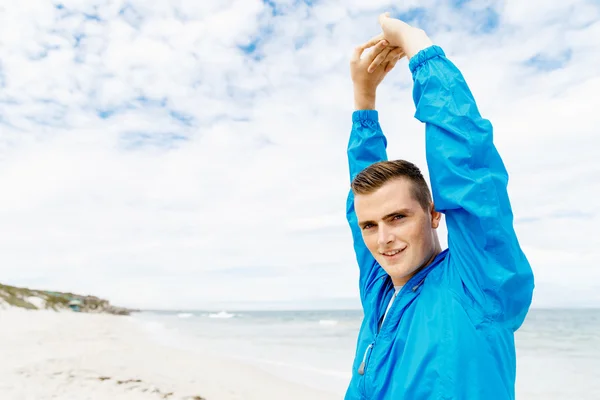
[
  {"xmin": 352, "ymin": 109, "xmax": 379, "ymax": 123},
  {"xmin": 408, "ymin": 45, "xmax": 446, "ymax": 74}
]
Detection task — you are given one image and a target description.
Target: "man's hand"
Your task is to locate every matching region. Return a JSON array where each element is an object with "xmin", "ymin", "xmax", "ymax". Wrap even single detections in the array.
[
  {"xmin": 377, "ymin": 12, "xmax": 433, "ymax": 60},
  {"xmin": 350, "ymin": 36, "xmax": 404, "ymax": 110}
]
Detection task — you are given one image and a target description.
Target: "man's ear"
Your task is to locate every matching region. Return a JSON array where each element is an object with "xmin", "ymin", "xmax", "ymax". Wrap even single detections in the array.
[{"xmin": 430, "ymin": 203, "xmax": 441, "ymax": 229}]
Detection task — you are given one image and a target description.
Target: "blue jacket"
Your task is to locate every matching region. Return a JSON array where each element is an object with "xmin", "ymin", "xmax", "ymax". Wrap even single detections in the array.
[{"xmin": 344, "ymin": 46, "xmax": 535, "ymax": 399}]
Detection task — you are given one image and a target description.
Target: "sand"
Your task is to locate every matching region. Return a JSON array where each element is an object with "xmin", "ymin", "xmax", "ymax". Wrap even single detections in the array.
[{"xmin": 0, "ymin": 308, "xmax": 337, "ymax": 400}]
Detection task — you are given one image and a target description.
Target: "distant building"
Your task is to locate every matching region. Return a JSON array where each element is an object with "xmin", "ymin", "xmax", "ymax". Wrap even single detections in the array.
[{"xmin": 68, "ymin": 299, "xmax": 83, "ymax": 312}]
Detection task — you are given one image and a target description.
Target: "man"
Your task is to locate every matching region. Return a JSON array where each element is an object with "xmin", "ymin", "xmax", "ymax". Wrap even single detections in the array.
[{"xmin": 344, "ymin": 13, "xmax": 535, "ymax": 399}]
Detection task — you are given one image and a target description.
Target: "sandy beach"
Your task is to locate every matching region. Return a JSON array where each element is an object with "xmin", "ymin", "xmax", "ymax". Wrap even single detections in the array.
[
  {"xmin": 0, "ymin": 308, "xmax": 337, "ymax": 400},
  {"xmin": 3, "ymin": 305, "xmax": 600, "ymax": 400}
]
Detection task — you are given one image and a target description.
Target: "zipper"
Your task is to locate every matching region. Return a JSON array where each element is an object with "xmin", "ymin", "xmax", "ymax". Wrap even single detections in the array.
[
  {"xmin": 356, "ymin": 250, "xmax": 448, "ymax": 395},
  {"xmin": 358, "ymin": 342, "xmax": 373, "ymax": 375},
  {"xmin": 358, "ymin": 284, "xmax": 417, "ymax": 396},
  {"xmin": 376, "ymin": 253, "xmax": 441, "ymax": 334},
  {"xmin": 357, "ymin": 287, "xmax": 413, "ymax": 396},
  {"xmin": 359, "ymin": 340, "xmax": 375, "ymax": 397},
  {"xmin": 377, "ymin": 280, "xmax": 407, "ymax": 334}
]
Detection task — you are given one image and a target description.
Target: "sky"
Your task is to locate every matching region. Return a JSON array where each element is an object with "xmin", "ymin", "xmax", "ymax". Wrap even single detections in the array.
[{"xmin": 0, "ymin": 0, "xmax": 598, "ymax": 311}]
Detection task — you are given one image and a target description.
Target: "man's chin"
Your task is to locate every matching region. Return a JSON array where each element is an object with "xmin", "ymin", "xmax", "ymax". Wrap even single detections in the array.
[{"xmin": 381, "ymin": 263, "xmax": 412, "ymax": 279}]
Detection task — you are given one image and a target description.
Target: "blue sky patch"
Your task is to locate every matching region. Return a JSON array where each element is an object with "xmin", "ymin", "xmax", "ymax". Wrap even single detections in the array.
[
  {"xmin": 96, "ymin": 102, "xmax": 136, "ymax": 119},
  {"xmin": 119, "ymin": 131, "xmax": 188, "ymax": 150},
  {"xmin": 525, "ymin": 49, "xmax": 573, "ymax": 72},
  {"xmin": 169, "ymin": 110, "xmax": 195, "ymax": 127},
  {"xmin": 473, "ymin": 7, "xmax": 500, "ymax": 33},
  {"xmin": 97, "ymin": 98, "xmax": 194, "ymax": 128},
  {"xmin": 391, "ymin": 7, "xmax": 428, "ymax": 28},
  {"xmin": 97, "ymin": 110, "xmax": 114, "ymax": 119},
  {"xmin": 83, "ymin": 13, "xmax": 103, "ymax": 23},
  {"xmin": 238, "ymin": 23, "xmax": 274, "ymax": 61},
  {"xmin": 73, "ymin": 32, "xmax": 85, "ymax": 48},
  {"xmin": 264, "ymin": 0, "xmax": 318, "ymax": 16},
  {"xmin": 28, "ymin": 43, "xmax": 61, "ymax": 61},
  {"xmin": 134, "ymin": 96, "xmax": 168, "ymax": 108},
  {"xmin": 241, "ymin": 0, "xmax": 318, "ymax": 59},
  {"xmin": 119, "ymin": 3, "xmax": 144, "ymax": 29},
  {"xmin": 450, "ymin": 0, "xmax": 471, "ymax": 8},
  {"xmin": 25, "ymin": 105, "xmax": 67, "ymax": 127}
]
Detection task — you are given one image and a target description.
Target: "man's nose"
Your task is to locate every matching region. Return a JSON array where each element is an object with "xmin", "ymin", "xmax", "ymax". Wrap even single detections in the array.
[{"xmin": 377, "ymin": 224, "xmax": 394, "ymax": 246}]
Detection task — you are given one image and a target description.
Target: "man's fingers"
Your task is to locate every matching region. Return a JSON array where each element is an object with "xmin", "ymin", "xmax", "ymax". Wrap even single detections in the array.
[
  {"xmin": 385, "ymin": 47, "xmax": 405, "ymax": 63},
  {"xmin": 378, "ymin": 11, "xmax": 391, "ymax": 27},
  {"xmin": 351, "ymin": 45, "xmax": 365, "ymax": 63},
  {"xmin": 383, "ymin": 61, "xmax": 392, "ymax": 73},
  {"xmin": 367, "ymin": 46, "xmax": 392, "ymax": 73},
  {"xmin": 382, "ymin": 49, "xmax": 406, "ymax": 73},
  {"xmin": 361, "ymin": 33, "xmax": 385, "ymax": 51},
  {"xmin": 351, "ymin": 33, "xmax": 385, "ymax": 62},
  {"xmin": 385, "ymin": 55, "xmax": 400, "ymax": 72},
  {"xmin": 364, "ymin": 39, "xmax": 389, "ymax": 67}
]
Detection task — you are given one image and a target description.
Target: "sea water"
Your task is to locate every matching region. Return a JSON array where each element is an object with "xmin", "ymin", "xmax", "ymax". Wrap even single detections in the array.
[{"xmin": 133, "ymin": 308, "xmax": 600, "ymax": 399}]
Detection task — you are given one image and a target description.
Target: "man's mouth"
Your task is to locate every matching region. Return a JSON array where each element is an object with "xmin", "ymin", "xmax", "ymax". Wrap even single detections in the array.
[{"xmin": 381, "ymin": 248, "xmax": 406, "ymax": 257}]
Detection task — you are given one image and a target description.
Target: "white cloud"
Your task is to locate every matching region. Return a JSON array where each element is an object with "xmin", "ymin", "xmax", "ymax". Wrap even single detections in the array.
[{"xmin": 0, "ymin": 0, "xmax": 598, "ymax": 310}]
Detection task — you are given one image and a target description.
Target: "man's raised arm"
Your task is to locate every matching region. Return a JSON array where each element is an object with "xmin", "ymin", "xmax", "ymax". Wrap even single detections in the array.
[
  {"xmin": 378, "ymin": 15, "xmax": 534, "ymax": 328},
  {"xmin": 346, "ymin": 38, "xmax": 404, "ymax": 305}
]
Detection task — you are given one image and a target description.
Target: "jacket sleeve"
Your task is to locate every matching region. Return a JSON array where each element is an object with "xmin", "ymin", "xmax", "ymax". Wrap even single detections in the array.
[
  {"xmin": 409, "ymin": 46, "xmax": 535, "ymax": 329},
  {"xmin": 346, "ymin": 110, "xmax": 387, "ymax": 305}
]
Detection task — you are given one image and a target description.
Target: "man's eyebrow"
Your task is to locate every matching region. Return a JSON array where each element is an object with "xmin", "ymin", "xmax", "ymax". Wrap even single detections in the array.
[{"xmin": 358, "ymin": 209, "xmax": 411, "ymax": 227}]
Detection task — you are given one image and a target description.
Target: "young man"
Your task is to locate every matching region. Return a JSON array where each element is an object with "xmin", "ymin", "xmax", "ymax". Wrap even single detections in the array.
[{"xmin": 344, "ymin": 14, "xmax": 535, "ymax": 399}]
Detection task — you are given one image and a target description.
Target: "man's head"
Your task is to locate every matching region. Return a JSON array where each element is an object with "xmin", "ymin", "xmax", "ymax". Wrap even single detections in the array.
[{"xmin": 352, "ymin": 160, "xmax": 442, "ymax": 286}]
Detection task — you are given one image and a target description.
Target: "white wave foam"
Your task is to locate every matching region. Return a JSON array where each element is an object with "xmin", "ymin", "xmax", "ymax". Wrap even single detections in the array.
[
  {"xmin": 208, "ymin": 311, "xmax": 235, "ymax": 319},
  {"xmin": 177, "ymin": 313, "xmax": 193, "ymax": 319}
]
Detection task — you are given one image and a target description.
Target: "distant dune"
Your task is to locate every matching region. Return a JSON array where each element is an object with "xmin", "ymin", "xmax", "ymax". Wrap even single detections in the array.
[{"xmin": 0, "ymin": 283, "xmax": 137, "ymax": 315}]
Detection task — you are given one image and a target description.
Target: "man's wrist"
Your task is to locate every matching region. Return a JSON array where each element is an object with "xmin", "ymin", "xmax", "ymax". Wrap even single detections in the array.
[
  {"xmin": 408, "ymin": 45, "xmax": 444, "ymax": 74},
  {"xmin": 354, "ymin": 90, "xmax": 376, "ymax": 110},
  {"xmin": 406, "ymin": 43, "xmax": 434, "ymax": 60},
  {"xmin": 352, "ymin": 109, "xmax": 379, "ymax": 123}
]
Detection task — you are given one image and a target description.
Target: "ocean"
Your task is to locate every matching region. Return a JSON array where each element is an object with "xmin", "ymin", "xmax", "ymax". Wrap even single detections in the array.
[{"xmin": 133, "ymin": 308, "xmax": 600, "ymax": 399}]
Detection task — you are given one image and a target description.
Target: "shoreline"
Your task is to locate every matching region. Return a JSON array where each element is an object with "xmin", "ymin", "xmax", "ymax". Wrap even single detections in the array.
[
  {"xmin": 5, "ymin": 307, "xmax": 598, "ymax": 399},
  {"xmin": 0, "ymin": 308, "xmax": 337, "ymax": 400},
  {"xmin": 132, "ymin": 310, "xmax": 356, "ymax": 396}
]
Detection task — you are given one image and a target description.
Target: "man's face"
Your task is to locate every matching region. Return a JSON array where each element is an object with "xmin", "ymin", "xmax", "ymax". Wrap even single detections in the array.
[{"xmin": 355, "ymin": 178, "xmax": 441, "ymax": 286}]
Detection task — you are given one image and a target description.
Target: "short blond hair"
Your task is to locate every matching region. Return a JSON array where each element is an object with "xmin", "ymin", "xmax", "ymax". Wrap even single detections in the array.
[{"xmin": 351, "ymin": 160, "xmax": 432, "ymax": 211}]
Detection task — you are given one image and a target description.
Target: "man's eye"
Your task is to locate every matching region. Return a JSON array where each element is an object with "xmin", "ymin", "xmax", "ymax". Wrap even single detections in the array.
[
  {"xmin": 393, "ymin": 215, "xmax": 405, "ymax": 220},
  {"xmin": 363, "ymin": 224, "xmax": 374, "ymax": 230}
]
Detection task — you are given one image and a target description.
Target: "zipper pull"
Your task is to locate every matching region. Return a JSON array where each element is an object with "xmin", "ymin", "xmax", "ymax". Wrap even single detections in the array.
[
  {"xmin": 358, "ymin": 343, "xmax": 373, "ymax": 375},
  {"xmin": 358, "ymin": 362, "xmax": 365, "ymax": 375}
]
